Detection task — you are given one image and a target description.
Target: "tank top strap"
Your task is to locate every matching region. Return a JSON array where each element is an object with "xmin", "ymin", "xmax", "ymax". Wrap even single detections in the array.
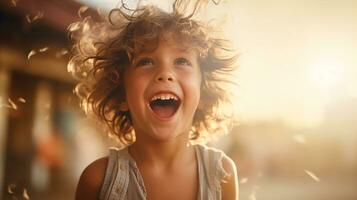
[
  {"xmin": 99, "ymin": 147, "xmax": 131, "ymax": 200},
  {"xmin": 195, "ymin": 144, "xmax": 228, "ymax": 200}
]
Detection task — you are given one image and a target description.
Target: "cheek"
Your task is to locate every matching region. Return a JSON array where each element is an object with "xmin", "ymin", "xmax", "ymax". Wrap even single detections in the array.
[
  {"xmin": 124, "ymin": 76, "xmax": 145, "ymax": 110},
  {"xmin": 185, "ymin": 74, "xmax": 202, "ymax": 107},
  {"xmin": 125, "ymin": 82, "xmax": 144, "ymax": 105},
  {"xmin": 124, "ymin": 71, "xmax": 147, "ymax": 95}
]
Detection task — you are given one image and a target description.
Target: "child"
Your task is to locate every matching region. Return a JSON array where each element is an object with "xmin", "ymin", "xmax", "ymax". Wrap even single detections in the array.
[{"xmin": 70, "ymin": 0, "xmax": 239, "ymax": 199}]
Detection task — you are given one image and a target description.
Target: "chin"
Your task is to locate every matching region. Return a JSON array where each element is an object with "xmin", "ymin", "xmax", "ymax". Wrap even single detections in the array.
[{"xmin": 149, "ymin": 127, "xmax": 188, "ymax": 142}]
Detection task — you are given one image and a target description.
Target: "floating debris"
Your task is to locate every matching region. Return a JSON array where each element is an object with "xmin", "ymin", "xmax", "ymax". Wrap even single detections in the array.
[
  {"xmin": 304, "ymin": 170, "xmax": 320, "ymax": 182},
  {"xmin": 33, "ymin": 12, "xmax": 44, "ymax": 21},
  {"xmin": 10, "ymin": 0, "xmax": 18, "ymax": 7},
  {"xmin": 27, "ymin": 50, "xmax": 37, "ymax": 60},
  {"xmin": 25, "ymin": 15, "xmax": 31, "ymax": 23},
  {"xmin": 55, "ymin": 48, "xmax": 68, "ymax": 58},
  {"xmin": 8, "ymin": 98, "xmax": 17, "ymax": 110},
  {"xmin": 18, "ymin": 97, "xmax": 26, "ymax": 103},
  {"xmin": 240, "ymin": 177, "xmax": 248, "ymax": 184},
  {"xmin": 7, "ymin": 184, "xmax": 16, "ymax": 194},
  {"xmin": 38, "ymin": 47, "xmax": 49, "ymax": 52},
  {"xmin": 23, "ymin": 188, "xmax": 30, "ymax": 200},
  {"xmin": 26, "ymin": 11, "xmax": 44, "ymax": 23},
  {"xmin": 28, "ymin": 46, "xmax": 50, "ymax": 59}
]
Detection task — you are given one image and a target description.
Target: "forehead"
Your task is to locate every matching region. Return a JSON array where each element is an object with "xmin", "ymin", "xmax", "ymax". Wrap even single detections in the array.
[
  {"xmin": 135, "ymin": 31, "xmax": 199, "ymax": 56},
  {"xmin": 163, "ymin": 38, "xmax": 197, "ymax": 54}
]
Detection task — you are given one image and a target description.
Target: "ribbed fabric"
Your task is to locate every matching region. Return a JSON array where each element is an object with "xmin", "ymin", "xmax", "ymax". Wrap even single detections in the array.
[{"xmin": 99, "ymin": 144, "xmax": 228, "ymax": 200}]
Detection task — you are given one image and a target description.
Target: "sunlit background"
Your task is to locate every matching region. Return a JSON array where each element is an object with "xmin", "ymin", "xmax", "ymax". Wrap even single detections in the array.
[{"xmin": 0, "ymin": 0, "xmax": 356, "ymax": 199}]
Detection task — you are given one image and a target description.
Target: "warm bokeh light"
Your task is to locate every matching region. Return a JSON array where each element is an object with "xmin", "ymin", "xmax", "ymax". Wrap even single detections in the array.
[
  {"xmin": 212, "ymin": 0, "xmax": 357, "ymax": 128},
  {"xmin": 1, "ymin": 0, "xmax": 356, "ymax": 200}
]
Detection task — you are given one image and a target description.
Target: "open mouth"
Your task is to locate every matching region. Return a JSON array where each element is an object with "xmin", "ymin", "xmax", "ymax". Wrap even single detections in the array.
[{"xmin": 149, "ymin": 93, "xmax": 180, "ymax": 119}]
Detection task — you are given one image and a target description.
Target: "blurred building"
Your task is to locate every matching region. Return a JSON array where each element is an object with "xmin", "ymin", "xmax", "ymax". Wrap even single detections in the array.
[{"xmin": 0, "ymin": 1, "xmax": 108, "ymax": 199}]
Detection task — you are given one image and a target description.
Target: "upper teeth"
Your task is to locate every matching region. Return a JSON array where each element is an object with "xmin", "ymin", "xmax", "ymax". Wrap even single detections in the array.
[{"xmin": 150, "ymin": 93, "xmax": 178, "ymax": 101}]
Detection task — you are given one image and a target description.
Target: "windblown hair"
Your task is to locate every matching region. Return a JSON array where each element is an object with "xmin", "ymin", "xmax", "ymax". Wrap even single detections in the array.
[{"xmin": 68, "ymin": 0, "xmax": 238, "ymax": 145}]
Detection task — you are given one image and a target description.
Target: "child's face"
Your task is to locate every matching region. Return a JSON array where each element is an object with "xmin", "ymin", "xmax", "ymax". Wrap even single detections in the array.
[{"xmin": 123, "ymin": 35, "xmax": 202, "ymax": 142}]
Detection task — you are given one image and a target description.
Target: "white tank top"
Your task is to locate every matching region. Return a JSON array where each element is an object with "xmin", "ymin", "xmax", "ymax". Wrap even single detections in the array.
[{"xmin": 99, "ymin": 144, "xmax": 228, "ymax": 200}]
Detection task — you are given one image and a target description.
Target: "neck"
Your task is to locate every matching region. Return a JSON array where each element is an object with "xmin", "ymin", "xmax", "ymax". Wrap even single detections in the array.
[{"xmin": 128, "ymin": 133, "xmax": 194, "ymax": 170}]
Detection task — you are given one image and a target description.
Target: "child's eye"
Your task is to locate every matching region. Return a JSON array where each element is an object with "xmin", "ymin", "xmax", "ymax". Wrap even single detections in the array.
[
  {"xmin": 136, "ymin": 58, "xmax": 154, "ymax": 67},
  {"xmin": 174, "ymin": 57, "xmax": 192, "ymax": 66}
]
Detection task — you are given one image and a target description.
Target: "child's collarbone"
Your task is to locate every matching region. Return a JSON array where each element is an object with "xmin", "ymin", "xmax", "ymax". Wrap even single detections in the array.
[{"xmin": 142, "ymin": 167, "xmax": 199, "ymax": 200}]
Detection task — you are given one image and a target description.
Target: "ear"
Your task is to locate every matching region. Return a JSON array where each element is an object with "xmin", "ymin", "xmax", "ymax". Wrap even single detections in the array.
[{"xmin": 119, "ymin": 101, "xmax": 129, "ymax": 112}]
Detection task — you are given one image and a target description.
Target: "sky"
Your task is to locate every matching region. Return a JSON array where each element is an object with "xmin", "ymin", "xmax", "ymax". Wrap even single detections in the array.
[{"xmin": 77, "ymin": 0, "xmax": 357, "ymax": 128}]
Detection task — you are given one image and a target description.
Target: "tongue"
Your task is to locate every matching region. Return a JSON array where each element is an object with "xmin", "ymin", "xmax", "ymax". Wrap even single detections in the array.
[{"xmin": 151, "ymin": 105, "xmax": 176, "ymax": 118}]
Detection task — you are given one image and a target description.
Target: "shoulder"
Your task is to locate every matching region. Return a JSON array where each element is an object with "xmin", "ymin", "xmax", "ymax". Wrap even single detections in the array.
[
  {"xmin": 75, "ymin": 157, "xmax": 108, "ymax": 200},
  {"xmin": 194, "ymin": 144, "xmax": 224, "ymax": 156},
  {"xmin": 220, "ymin": 154, "xmax": 239, "ymax": 200},
  {"xmin": 195, "ymin": 144, "xmax": 239, "ymax": 199}
]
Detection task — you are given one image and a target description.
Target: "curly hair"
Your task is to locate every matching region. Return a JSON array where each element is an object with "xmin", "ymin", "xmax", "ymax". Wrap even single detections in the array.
[{"xmin": 68, "ymin": 0, "xmax": 238, "ymax": 145}]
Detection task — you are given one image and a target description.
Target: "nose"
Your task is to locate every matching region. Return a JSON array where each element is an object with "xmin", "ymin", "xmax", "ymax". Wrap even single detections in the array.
[{"xmin": 155, "ymin": 68, "xmax": 175, "ymax": 83}]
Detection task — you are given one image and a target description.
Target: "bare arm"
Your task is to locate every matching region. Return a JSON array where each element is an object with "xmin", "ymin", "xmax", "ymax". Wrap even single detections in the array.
[
  {"xmin": 75, "ymin": 157, "xmax": 108, "ymax": 200},
  {"xmin": 221, "ymin": 155, "xmax": 239, "ymax": 200}
]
